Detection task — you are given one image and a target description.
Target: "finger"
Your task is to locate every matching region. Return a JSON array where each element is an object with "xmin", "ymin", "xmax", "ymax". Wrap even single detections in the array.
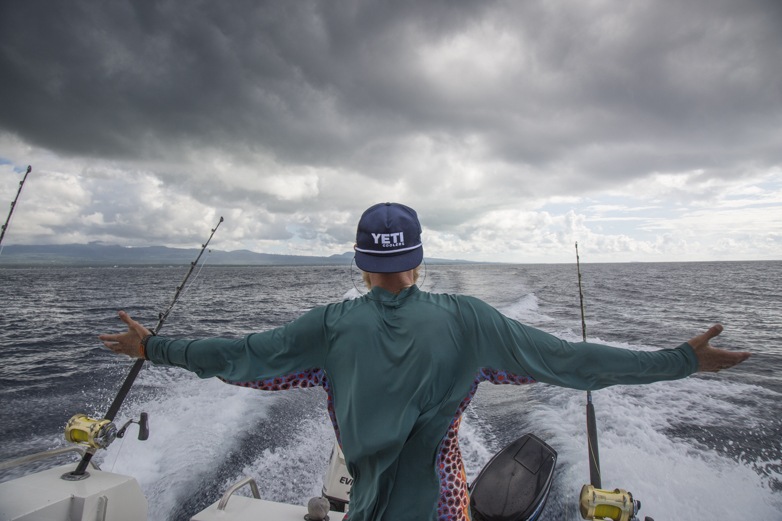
[
  {"xmin": 103, "ymin": 341, "xmax": 140, "ymax": 358},
  {"xmin": 103, "ymin": 341, "xmax": 129, "ymax": 354},
  {"xmin": 687, "ymin": 324, "xmax": 724, "ymax": 350},
  {"xmin": 118, "ymin": 310, "xmax": 135, "ymax": 327},
  {"xmin": 697, "ymin": 346, "xmax": 751, "ymax": 373},
  {"xmin": 703, "ymin": 324, "xmax": 724, "ymax": 340},
  {"xmin": 98, "ymin": 333, "xmax": 125, "ymax": 342},
  {"xmin": 719, "ymin": 349, "xmax": 751, "ymax": 368},
  {"xmin": 118, "ymin": 310, "xmax": 152, "ymax": 336}
]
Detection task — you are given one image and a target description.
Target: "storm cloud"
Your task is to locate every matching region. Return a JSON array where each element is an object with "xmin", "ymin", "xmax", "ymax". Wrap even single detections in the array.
[{"xmin": 1, "ymin": 0, "xmax": 780, "ymax": 261}]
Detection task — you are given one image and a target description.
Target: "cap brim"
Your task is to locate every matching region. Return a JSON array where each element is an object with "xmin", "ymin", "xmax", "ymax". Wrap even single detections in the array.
[{"xmin": 354, "ymin": 246, "xmax": 423, "ymax": 273}]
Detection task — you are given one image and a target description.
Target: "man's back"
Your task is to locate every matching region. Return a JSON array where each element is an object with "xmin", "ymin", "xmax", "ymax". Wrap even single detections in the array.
[{"xmin": 322, "ymin": 286, "xmax": 483, "ymax": 519}]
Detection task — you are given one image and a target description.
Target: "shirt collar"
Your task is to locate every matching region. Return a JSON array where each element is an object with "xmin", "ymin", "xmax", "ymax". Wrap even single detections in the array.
[{"xmin": 367, "ymin": 284, "xmax": 420, "ymax": 301}]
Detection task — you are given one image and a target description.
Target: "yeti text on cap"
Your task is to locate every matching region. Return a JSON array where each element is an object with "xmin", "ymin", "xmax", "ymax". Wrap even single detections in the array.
[{"xmin": 372, "ymin": 232, "xmax": 405, "ymax": 247}]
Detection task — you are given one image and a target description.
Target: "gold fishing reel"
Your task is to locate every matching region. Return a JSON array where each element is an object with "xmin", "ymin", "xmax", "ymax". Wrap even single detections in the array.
[
  {"xmin": 579, "ymin": 485, "xmax": 643, "ymax": 521},
  {"xmin": 64, "ymin": 414, "xmax": 117, "ymax": 450}
]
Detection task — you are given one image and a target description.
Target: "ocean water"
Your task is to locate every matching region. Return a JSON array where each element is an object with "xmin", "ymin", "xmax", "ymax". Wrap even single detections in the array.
[{"xmin": 0, "ymin": 261, "xmax": 780, "ymax": 520}]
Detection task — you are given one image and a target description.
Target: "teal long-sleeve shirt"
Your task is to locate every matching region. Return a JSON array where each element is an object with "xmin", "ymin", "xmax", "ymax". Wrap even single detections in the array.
[{"xmin": 145, "ymin": 285, "xmax": 698, "ymax": 521}]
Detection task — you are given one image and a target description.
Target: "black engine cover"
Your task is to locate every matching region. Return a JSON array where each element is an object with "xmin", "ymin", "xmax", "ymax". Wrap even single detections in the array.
[{"xmin": 469, "ymin": 433, "xmax": 557, "ymax": 521}]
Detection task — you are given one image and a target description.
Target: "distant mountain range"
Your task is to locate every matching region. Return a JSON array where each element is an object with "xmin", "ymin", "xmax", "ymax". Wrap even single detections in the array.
[{"xmin": 0, "ymin": 243, "xmax": 481, "ymax": 267}]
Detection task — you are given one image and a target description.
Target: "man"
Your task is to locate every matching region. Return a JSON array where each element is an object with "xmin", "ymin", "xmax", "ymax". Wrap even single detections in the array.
[{"xmin": 100, "ymin": 202, "xmax": 750, "ymax": 521}]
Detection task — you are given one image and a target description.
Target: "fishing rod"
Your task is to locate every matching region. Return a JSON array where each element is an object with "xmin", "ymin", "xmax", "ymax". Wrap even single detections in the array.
[
  {"xmin": 0, "ymin": 165, "xmax": 32, "ymax": 251},
  {"xmin": 575, "ymin": 242, "xmax": 650, "ymax": 521},
  {"xmin": 576, "ymin": 242, "xmax": 602, "ymax": 489},
  {"xmin": 64, "ymin": 216, "xmax": 224, "ymax": 479}
]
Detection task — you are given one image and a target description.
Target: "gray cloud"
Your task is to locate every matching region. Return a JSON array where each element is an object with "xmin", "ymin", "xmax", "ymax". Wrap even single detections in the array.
[
  {"xmin": 0, "ymin": 1, "xmax": 486, "ymax": 163},
  {"xmin": 1, "ymin": 0, "xmax": 781, "ymax": 258},
  {"xmin": 3, "ymin": 1, "xmax": 780, "ymax": 170}
]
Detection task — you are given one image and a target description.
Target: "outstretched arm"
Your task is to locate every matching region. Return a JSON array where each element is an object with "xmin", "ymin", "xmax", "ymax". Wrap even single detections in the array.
[
  {"xmin": 687, "ymin": 324, "xmax": 750, "ymax": 373},
  {"xmin": 99, "ymin": 311, "xmax": 151, "ymax": 358},
  {"xmin": 469, "ymin": 293, "xmax": 752, "ymax": 390},
  {"xmin": 98, "ymin": 308, "xmax": 330, "ymax": 382}
]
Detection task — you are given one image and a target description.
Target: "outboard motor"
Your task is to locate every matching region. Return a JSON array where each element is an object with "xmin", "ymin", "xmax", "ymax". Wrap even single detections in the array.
[{"xmin": 469, "ymin": 433, "xmax": 557, "ymax": 521}]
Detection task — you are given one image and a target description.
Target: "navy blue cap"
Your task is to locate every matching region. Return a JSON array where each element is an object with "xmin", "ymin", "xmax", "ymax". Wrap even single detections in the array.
[{"xmin": 355, "ymin": 202, "xmax": 423, "ymax": 273}]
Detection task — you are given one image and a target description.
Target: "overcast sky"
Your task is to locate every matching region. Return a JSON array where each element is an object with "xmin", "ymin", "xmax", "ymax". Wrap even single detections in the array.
[{"xmin": 1, "ymin": 0, "xmax": 780, "ymax": 263}]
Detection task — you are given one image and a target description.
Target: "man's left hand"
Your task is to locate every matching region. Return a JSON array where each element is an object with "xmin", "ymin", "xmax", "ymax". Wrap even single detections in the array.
[{"xmin": 688, "ymin": 324, "xmax": 751, "ymax": 373}]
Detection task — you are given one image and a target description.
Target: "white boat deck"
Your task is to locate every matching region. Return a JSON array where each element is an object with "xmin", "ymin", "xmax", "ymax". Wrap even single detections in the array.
[
  {"xmin": 0, "ymin": 463, "xmax": 147, "ymax": 521},
  {"xmin": 192, "ymin": 496, "xmax": 347, "ymax": 521},
  {"xmin": 0, "ymin": 462, "xmax": 346, "ymax": 521}
]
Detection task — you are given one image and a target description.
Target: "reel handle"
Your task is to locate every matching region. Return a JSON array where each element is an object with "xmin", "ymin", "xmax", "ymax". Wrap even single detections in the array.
[
  {"xmin": 116, "ymin": 412, "xmax": 150, "ymax": 441},
  {"xmin": 138, "ymin": 412, "xmax": 149, "ymax": 440}
]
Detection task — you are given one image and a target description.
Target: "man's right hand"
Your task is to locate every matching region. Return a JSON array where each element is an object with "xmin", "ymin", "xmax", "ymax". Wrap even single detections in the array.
[
  {"xmin": 98, "ymin": 311, "xmax": 152, "ymax": 359},
  {"xmin": 687, "ymin": 324, "xmax": 751, "ymax": 373}
]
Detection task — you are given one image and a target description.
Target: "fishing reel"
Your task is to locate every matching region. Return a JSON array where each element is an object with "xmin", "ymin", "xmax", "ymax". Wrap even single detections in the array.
[
  {"xmin": 579, "ymin": 485, "xmax": 652, "ymax": 521},
  {"xmin": 65, "ymin": 415, "xmax": 117, "ymax": 450},
  {"xmin": 65, "ymin": 412, "xmax": 149, "ymax": 450}
]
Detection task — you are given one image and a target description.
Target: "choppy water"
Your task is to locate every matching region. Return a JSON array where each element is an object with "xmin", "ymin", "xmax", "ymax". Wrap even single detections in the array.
[{"xmin": 1, "ymin": 262, "xmax": 780, "ymax": 520}]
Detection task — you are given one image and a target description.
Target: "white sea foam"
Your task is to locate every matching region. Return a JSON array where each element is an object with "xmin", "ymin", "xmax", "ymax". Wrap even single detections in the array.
[
  {"xmin": 456, "ymin": 413, "xmax": 496, "ymax": 482},
  {"xmin": 227, "ymin": 413, "xmax": 334, "ymax": 506},
  {"xmin": 498, "ymin": 293, "xmax": 555, "ymax": 325},
  {"xmin": 342, "ymin": 287, "xmax": 363, "ymax": 300},
  {"xmin": 98, "ymin": 367, "xmax": 277, "ymax": 521},
  {"xmin": 506, "ymin": 336, "xmax": 782, "ymax": 520}
]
